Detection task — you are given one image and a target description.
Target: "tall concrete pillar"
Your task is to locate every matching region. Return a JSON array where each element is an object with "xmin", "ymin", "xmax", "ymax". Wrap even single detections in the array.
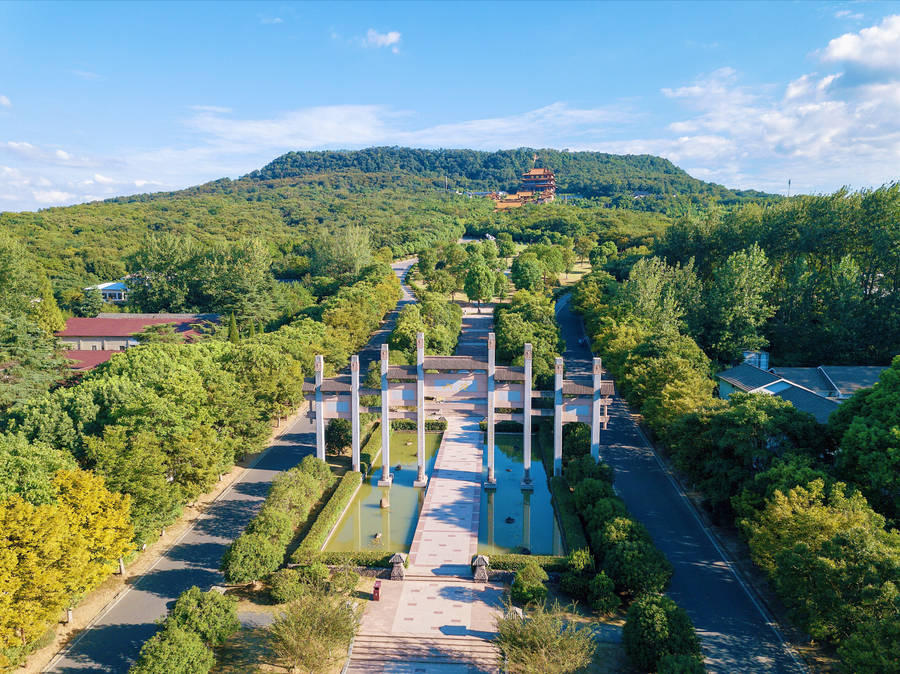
[
  {"xmin": 315, "ymin": 355, "xmax": 325, "ymax": 461},
  {"xmin": 521, "ymin": 343, "xmax": 533, "ymax": 490},
  {"xmin": 414, "ymin": 332, "xmax": 427, "ymax": 487},
  {"xmin": 485, "ymin": 332, "xmax": 497, "ymax": 489},
  {"xmin": 351, "ymin": 355, "xmax": 361, "ymax": 472},
  {"xmin": 378, "ymin": 344, "xmax": 392, "ymax": 486},
  {"xmin": 591, "ymin": 357, "xmax": 602, "ymax": 463},
  {"xmin": 554, "ymin": 357, "xmax": 563, "ymax": 477}
]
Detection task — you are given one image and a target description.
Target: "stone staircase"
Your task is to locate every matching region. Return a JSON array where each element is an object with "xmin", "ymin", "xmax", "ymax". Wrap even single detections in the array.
[{"xmin": 346, "ymin": 632, "xmax": 500, "ymax": 673}]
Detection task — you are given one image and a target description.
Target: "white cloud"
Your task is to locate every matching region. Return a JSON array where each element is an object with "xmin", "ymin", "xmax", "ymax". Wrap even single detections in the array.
[
  {"xmin": 363, "ymin": 28, "xmax": 401, "ymax": 53},
  {"xmin": 835, "ymin": 9, "xmax": 864, "ymax": 21},
  {"xmin": 32, "ymin": 189, "xmax": 76, "ymax": 204},
  {"xmin": 822, "ymin": 14, "xmax": 900, "ymax": 71},
  {"xmin": 71, "ymin": 70, "xmax": 103, "ymax": 81},
  {"xmin": 0, "ymin": 95, "xmax": 10, "ymax": 109},
  {"xmin": 93, "ymin": 173, "xmax": 117, "ymax": 184},
  {"xmin": 2, "ymin": 141, "xmax": 102, "ymax": 167},
  {"xmin": 261, "ymin": 17, "xmax": 283, "ymax": 24}
]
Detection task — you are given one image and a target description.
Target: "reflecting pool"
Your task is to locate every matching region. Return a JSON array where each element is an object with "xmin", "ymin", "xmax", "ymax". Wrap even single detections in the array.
[
  {"xmin": 478, "ymin": 434, "xmax": 563, "ymax": 556},
  {"xmin": 324, "ymin": 432, "xmax": 441, "ymax": 553}
]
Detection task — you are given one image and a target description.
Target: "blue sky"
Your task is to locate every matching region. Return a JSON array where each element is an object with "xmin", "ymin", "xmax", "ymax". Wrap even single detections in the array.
[{"xmin": 2, "ymin": 0, "xmax": 900, "ymax": 211}]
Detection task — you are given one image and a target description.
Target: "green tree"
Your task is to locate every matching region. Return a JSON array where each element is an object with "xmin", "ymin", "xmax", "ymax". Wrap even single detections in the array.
[
  {"xmin": 129, "ymin": 623, "xmax": 214, "ymax": 674},
  {"xmin": 494, "ymin": 600, "xmax": 596, "ymax": 674},
  {"xmin": 623, "ymin": 593, "xmax": 702, "ymax": 672},
  {"xmin": 29, "ymin": 276, "xmax": 65, "ymax": 333},
  {"xmin": 268, "ymin": 590, "xmax": 362, "ymax": 674},
  {"xmin": 703, "ymin": 244, "xmax": 775, "ymax": 363},
  {"xmin": 227, "ymin": 312, "xmax": 240, "ymax": 343},
  {"xmin": 221, "ymin": 533, "xmax": 284, "ymax": 583},
  {"xmin": 510, "ymin": 561, "xmax": 548, "ymax": 605},
  {"xmin": 497, "ymin": 233, "xmax": 516, "ymax": 261},
  {"xmin": 169, "ymin": 586, "xmax": 240, "ymax": 646},
  {"xmin": 464, "ymin": 263, "xmax": 494, "ymax": 313},
  {"xmin": 574, "ymin": 236, "xmax": 595, "ymax": 263},
  {"xmin": 510, "ymin": 255, "xmax": 543, "ymax": 292},
  {"xmin": 325, "ymin": 418, "xmax": 352, "ymax": 455}
]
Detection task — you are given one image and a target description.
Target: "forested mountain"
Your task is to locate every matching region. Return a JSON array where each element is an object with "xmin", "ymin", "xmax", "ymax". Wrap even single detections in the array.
[{"xmin": 250, "ymin": 147, "xmax": 778, "ymax": 206}]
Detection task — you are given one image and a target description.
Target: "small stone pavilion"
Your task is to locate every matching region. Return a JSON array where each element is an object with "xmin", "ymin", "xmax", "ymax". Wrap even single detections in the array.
[{"xmin": 303, "ymin": 332, "xmax": 614, "ymax": 489}]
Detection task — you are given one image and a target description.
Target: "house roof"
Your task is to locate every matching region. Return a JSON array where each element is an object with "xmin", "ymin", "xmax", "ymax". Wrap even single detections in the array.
[
  {"xmin": 716, "ymin": 363, "xmax": 781, "ymax": 391},
  {"xmin": 65, "ymin": 350, "xmax": 116, "ymax": 371},
  {"xmin": 85, "ymin": 281, "xmax": 128, "ymax": 291},
  {"xmin": 769, "ymin": 365, "xmax": 887, "ymax": 397},
  {"xmin": 522, "ymin": 168, "xmax": 554, "ymax": 176},
  {"xmin": 770, "ymin": 383, "xmax": 840, "ymax": 424},
  {"xmin": 57, "ymin": 314, "xmax": 214, "ymax": 338}
]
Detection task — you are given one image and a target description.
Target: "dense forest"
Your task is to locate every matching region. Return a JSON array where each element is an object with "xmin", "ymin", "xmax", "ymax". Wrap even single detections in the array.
[{"xmin": 250, "ymin": 147, "xmax": 778, "ymax": 209}]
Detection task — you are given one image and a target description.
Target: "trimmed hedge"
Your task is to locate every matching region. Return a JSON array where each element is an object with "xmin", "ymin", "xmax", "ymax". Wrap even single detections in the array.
[
  {"xmin": 549, "ymin": 476, "xmax": 589, "ymax": 552},
  {"xmin": 359, "ymin": 423, "xmax": 382, "ymax": 477},
  {"xmin": 291, "ymin": 471, "xmax": 362, "ymax": 562},
  {"xmin": 478, "ymin": 420, "xmax": 525, "ymax": 432},
  {"xmin": 484, "ymin": 553, "xmax": 567, "ymax": 573},
  {"xmin": 221, "ymin": 456, "xmax": 333, "ymax": 583},
  {"xmin": 391, "ymin": 419, "xmax": 447, "ymax": 431},
  {"xmin": 297, "ymin": 550, "xmax": 394, "ymax": 568}
]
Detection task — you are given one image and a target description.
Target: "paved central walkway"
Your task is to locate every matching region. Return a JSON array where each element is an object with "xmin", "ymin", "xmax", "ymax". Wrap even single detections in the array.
[{"xmin": 408, "ymin": 415, "xmax": 483, "ymax": 577}]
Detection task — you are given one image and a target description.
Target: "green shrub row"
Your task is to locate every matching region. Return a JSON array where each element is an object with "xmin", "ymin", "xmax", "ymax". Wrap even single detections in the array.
[
  {"xmin": 482, "ymin": 553, "xmax": 567, "ymax": 573},
  {"xmin": 129, "ymin": 587, "xmax": 240, "ymax": 674},
  {"xmin": 290, "ymin": 471, "xmax": 362, "ymax": 562},
  {"xmin": 359, "ymin": 423, "xmax": 382, "ymax": 476},
  {"xmin": 220, "ymin": 456, "xmax": 333, "ymax": 583},
  {"xmin": 549, "ymin": 476, "xmax": 590, "ymax": 553},
  {"xmin": 297, "ymin": 550, "xmax": 395, "ymax": 568},
  {"xmin": 390, "ymin": 419, "xmax": 447, "ymax": 431},
  {"xmin": 478, "ymin": 419, "xmax": 525, "ymax": 432}
]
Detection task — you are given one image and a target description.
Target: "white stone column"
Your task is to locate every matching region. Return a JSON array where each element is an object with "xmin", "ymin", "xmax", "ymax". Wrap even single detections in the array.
[
  {"xmin": 554, "ymin": 357, "xmax": 563, "ymax": 477},
  {"xmin": 591, "ymin": 357, "xmax": 602, "ymax": 463},
  {"xmin": 351, "ymin": 354, "xmax": 361, "ymax": 473},
  {"xmin": 315, "ymin": 355, "xmax": 325, "ymax": 461},
  {"xmin": 485, "ymin": 332, "xmax": 497, "ymax": 489},
  {"xmin": 378, "ymin": 344, "xmax": 392, "ymax": 486},
  {"xmin": 414, "ymin": 332, "xmax": 427, "ymax": 487},
  {"xmin": 521, "ymin": 343, "xmax": 533, "ymax": 490}
]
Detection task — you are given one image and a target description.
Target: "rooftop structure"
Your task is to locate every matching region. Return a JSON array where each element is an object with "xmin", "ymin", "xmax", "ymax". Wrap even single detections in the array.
[
  {"xmin": 715, "ymin": 361, "xmax": 887, "ymax": 423},
  {"xmin": 85, "ymin": 281, "xmax": 128, "ymax": 303},
  {"xmin": 56, "ymin": 313, "xmax": 218, "ymax": 366}
]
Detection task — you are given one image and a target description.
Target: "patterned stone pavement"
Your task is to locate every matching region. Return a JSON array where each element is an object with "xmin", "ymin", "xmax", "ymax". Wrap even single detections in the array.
[{"xmin": 408, "ymin": 414, "xmax": 483, "ymax": 577}]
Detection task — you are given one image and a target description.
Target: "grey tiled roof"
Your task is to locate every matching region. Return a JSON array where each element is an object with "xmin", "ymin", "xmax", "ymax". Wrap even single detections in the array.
[
  {"xmin": 819, "ymin": 366, "xmax": 887, "ymax": 396},
  {"xmin": 773, "ymin": 384, "xmax": 840, "ymax": 424},
  {"xmin": 716, "ymin": 363, "xmax": 781, "ymax": 391}
]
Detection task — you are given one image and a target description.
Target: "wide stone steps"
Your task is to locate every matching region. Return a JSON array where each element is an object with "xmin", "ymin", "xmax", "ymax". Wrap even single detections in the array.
[{"xmin": 347, "ymin": 633, "xmax": 500, "ymax": 673}]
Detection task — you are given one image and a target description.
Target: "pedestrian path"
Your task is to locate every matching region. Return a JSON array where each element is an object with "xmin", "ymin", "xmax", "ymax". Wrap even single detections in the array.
[{"xmin": 408, "ymin": 415, "xmax": 483, "ymax": 576}]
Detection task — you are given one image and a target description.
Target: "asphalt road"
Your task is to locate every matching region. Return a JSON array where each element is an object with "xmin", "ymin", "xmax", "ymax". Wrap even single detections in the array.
[
  {"xmin": 46, "ymin": 258, "xmax": 417, "ymax": 673},
  {"xmin": 555, "ymin": 292, "xmax": 805, "ymax": 674}
]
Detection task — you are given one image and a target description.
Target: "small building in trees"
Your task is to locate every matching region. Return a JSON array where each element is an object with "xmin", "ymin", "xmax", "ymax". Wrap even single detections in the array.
[
  {"xmin": 715, "ymin": 361, "xmax": 887, "ymax": 423},
  {"xmin": 56, "ymin": 313, "xmax": 218, "ymax": 369},
  {"xmin": 84, "ymin": 281, "xmax": 129, "ymax": 303}
]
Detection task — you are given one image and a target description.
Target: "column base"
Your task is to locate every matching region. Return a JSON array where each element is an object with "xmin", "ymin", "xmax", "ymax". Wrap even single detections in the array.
[
  {"xmin": 377, "ymin": 474, "xmax": 393, "ymax": 487},
  {"xmin": 520, "ymin": 480, "xmax": 535, "ymax": 491},
  {"xmin": 413, "ymin": 476, "xmax": 428, "ymax": 488},
  {"xmin": 483, "ymin": 479, "xmax": 497, "ymax": 490}
]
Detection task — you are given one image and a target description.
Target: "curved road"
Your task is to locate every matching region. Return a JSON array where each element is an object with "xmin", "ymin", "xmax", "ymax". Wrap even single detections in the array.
[
  {"xmin": 46, "ymin": 259, "xmax": 417, "ymax": 672},
  {"xmin": 555, "ymin": 292, "xmax": 804, "ymax": 673}
]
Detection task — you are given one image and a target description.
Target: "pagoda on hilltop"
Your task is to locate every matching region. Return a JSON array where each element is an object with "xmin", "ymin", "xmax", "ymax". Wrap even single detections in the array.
[{"xmin": 521, "ymin": 167, "xmax": 556, "ymax": 198}]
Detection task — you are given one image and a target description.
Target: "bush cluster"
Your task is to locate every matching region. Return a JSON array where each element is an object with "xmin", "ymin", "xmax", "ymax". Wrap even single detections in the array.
[
  {"xmin": 221, "ymin": 456, "xmax": 333, "ymax": 583},
  {"xmin": 510, "ymin": 561, "xmax": 549, "ymax": 605},
  {"xmin": 129, "ymin": 587, "xmax": 240, "ymax": 674},
  {"xmin": 623, "ymin": 593, "xmax": 702, "ymax": 672},
  {"xmin": 389, "ymin": 418, "xmax": 447, "ymax": 432}
]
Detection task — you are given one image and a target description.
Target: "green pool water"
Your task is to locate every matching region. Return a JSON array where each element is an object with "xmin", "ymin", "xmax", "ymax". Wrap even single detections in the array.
[
  {"xmin": 324, "ymin": 432, "xmax": 441, "ymax": 553},
  {"xmin": 478, "ymin": 435, "xmax": 564, "ymax": 556}
]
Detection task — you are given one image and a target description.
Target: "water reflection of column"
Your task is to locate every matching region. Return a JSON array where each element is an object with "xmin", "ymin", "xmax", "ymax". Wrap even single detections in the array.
[
  {"xmin": 485, "ymin": 332, "xmax": 496, "ymax": 489},
  {"xmin": 554, "ymin": 357, "xmax": 564, "ymax": 476},
  {"xmin": 522, "ymin": 490, "xmax": 531, "ymax": 553},
  {"xmin": 381, "ymin": 486, "xmax": 391, "ymax": 549},
  {"xmin": 522, "ymin": 343, "xmax": 533, "ymax": 490},
  {"xmin": 315, "ymin": 355, "xmax": 325, "ymax": 461},
  {"xmin": 351, "ymin": 355, "xmax": 361, "ymax": 472},
  {"xmin": 414, "ymin": 332, "xmax": 427, "ymax": 487},
  {"xmin": 378, "ymin": 344, "xmax": 392, "ymax": 486},
  {"xmin": 486, "ymin": 490, "xmax": 495, "ymax": 550},
  {"xmin": 354, "ymin": 491, "xmax": 362, "ymax": 550}
]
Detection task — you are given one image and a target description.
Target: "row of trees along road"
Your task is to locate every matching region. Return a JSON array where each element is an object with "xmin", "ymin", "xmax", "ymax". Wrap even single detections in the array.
[
  {"xmin": 417, "ymin": 239, "xmax": 509, "ymax": 311},
  {"xmin": 572, "ymin": 198, "xmax": 900, "ymax": 671},
  {"xmin": 0, "ymin": 262, "xmax": 400, "ymax": 669}
]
